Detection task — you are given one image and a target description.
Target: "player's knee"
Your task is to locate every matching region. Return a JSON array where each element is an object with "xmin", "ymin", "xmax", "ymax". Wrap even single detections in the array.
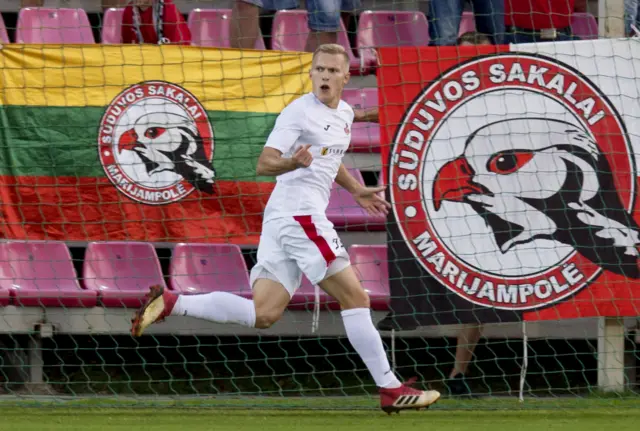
[
  {"xmin": 340, "ymin": 287, "xmax": 370, "ymax": 310},
  {"xmin": 254, "ymin": 308, "xmax": 283, "ymax": 329}
]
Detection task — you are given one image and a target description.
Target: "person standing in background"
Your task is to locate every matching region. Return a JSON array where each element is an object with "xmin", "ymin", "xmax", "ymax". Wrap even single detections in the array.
[
  {"xmin": 121, "ymin": 0, "xmax": 191, "ymax": 45},
  {"xmin": 441, "ymin": 31, "xmax": 491, "ymax": 398},
  {"xmin": 428, "ymin": 0, "xmax": 504, "ymax": 46},
  {"xmin": 504, "ymin": 0, "xmax": 580, "ymax": 43},
  {"xmin": 625, "ymin": 0, "xmax": 640, "ymax": 35}
]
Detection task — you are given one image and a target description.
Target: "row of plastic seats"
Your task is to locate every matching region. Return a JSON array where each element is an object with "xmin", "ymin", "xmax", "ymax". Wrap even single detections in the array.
[
  {"xmin": 0, "ymin": 7, "xmax": 600, "ymax": 49},
  {"xmin": 0, "ymin": 240, "xmax": 389, "ymax": 311},
  {"xmin": 0, "ymin": 7, "xmax": 599, "ymax": 74}
]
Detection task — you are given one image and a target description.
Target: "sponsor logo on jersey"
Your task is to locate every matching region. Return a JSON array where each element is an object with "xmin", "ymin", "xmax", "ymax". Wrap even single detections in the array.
[
  {"xmin": 389, "ymin": 53, "xmax": 637, "ymax": 310},
  {"xmin": 321, "ymin": 147, "xmax": 346, "ymax": 156}
]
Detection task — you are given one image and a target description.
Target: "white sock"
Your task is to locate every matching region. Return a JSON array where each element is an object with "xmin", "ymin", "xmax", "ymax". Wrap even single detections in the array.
[
  {"xmin": 171, "ymin": 292, "xmax": 256, "ymax": 327},
  {"xmin": 341, "ymin": 308, "xmax": 402, "ymax": 389}
]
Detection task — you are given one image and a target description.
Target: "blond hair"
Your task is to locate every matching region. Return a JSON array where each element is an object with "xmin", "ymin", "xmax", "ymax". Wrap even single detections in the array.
[{"xmin": 312, "ymin": 43, "xmax": 350, "ymax": 69}]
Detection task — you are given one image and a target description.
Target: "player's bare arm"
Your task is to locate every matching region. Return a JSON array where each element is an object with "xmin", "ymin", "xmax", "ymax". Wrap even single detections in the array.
[
  {"xmin": 353, "ymin": 106, "xmax": 379, "ymax": 123},
  {"xmin": 335, "ymin": 164, "xmax": 390, "ymax": 216},
  {"xmin": 256, "ymin": 144, "xmax": 313, "ymax": 177}
]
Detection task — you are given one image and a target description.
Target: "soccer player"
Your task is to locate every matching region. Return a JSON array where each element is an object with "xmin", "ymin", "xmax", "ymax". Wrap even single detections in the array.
[{"xmin": 131, "ymin": 43, "xmax": 441, "ymax": 414}]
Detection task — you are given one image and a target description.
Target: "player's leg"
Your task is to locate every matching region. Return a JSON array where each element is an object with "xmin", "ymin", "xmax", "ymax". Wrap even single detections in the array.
[
  {"xmin": 284, "ymin": 216, "xmax": 440, "ymax": 413},
  {"xmin": 319, "ymin": 266, "xmax": 440, "ymax": 413},
  {"xmin": 131, "ymin": 220, "xmax": 293, "ymax": 336}
]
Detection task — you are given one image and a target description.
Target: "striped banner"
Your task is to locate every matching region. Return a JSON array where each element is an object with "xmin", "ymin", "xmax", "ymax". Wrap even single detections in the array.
[{"xmin": 0, "ymin": 45, "xmax": 313, "ymax": 245}]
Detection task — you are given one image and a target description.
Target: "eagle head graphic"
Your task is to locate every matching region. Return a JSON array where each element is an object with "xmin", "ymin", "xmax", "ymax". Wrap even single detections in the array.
[
  {"xmin": 118, "ymin": 111, "xmax": 215, "ymax": 194},
  {"xmin": 432, "ymin": 117, "xmax": 640, "ymax": 278}
]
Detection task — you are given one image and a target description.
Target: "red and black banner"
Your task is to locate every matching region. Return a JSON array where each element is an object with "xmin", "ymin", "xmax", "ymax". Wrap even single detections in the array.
[{"xmin": 377, "ymin": 45, "xmax": 640, "ymax": 328}]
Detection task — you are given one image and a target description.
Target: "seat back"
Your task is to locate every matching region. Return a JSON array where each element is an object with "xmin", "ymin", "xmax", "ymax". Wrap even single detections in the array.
[
  {"xmin": 83, "ymin": 242, "xmax": 165, "ymax": 292},
  {"xmin": 0, "ymin": 13, "xmax": 9, "ymax": 43},
  {"xmin": 169, "ymin": 243, "xmax": 251, "ymax": 295},
  {"xmin": 342, "ymin": 87, "xmax": 378, "ymax": 110},
  {"xmin": 188, "ymin": 8, "xmax": 266, "ymax": 49},
  {"xmin": 0, "ymin": 241, "xmax": 81, "ymax": 292},
  {"xmin": 349, "ymin": 245, "xmax": 389, "ymax": 309},
  {"xmin": 458, "ymin": 11, "xmax": 476, "ymax": 35},
  {"xmin": 272, "ymin": 10, "xmax": 356, "ymax": 65},
  {"xmin": 101, "ymin": 8, "xmax": 124, "ymax": 44},
  {"xmin": 328, "ymin": 167, "xmax": 366, "ymax": 214},
  {"xmin": 16, "ymin": 8, "xmax": 95, "ymax": 44},
  {"xmin": 357, "ymin": 11, "xmax": 429, "ymax": 50},
  {"xmin": 271, "ymin": 10, "xmax": 311, "ymax": 52},
  {"xmin": 571, "ymin": 12, "xmax": 598, "ymax": 40}
]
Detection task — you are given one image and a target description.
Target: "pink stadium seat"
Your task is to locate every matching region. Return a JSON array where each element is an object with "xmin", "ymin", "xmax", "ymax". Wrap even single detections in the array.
[
  {"xmin": 188, "ymin": 8, "xmax": 266, "ymax": 49},
  {"xmin": 458, "ymin": 11, "xmax": 476, "ymax": 35},
  {"xmin": 83, "ymin": 242, "xmax": 167, "ymax": 307},
  {"xmin": 0, "ymin": 241, "xmax": 97, "ymax": 308},
  {"xmin": 15, "ymin": 8, "xmax": 95, "ymax": 44},
  {"xmin": 356, "ymin": 11, "xmax": 429, "ymax": 71},
  {"xmin": 169, "ymin": 243, "xmax": 252, "ymax": 298},
  {"xmin": 327, "ymin": 168, "xmax": 386, "ymax": 230},
  {"xmin": 342, "ymin": 87, "xmax": 380, "ymax": 153},
  {"xmin": 289, "ymin": 276, "xmax": 336, "ymax": 310},
  {"xmin": 349, "ymin": 245, "xmax": 389, "ymax": 311},
  {"xmin": 0, "ymin": 13, "xmax": 9, "ymax": 44},
  {"xmin": 571, "ymin": 13, "xmax": 598, "ymax": 40},
  {"xmin": 271, "ymin": 10, "xmax": 362, "ymax": 74},
  {"xmin": 101, "ymin": 8, "xmax": 124, "ymax": 44}
]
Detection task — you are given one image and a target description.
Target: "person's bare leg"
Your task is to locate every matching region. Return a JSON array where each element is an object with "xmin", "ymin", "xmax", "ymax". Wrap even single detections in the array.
[
  {"xmin": 305, "ymin": 31, "xmax": 338, "ymax": 52},
  {"xmin": 251, "ymin": 279, "xmax": 291, "ymax": 329},
  {"xmin": 230, "ymin": 0, "xmax": 261, "ymax": 49},
  {"xmin": 450, "ymin": 324, "xmax": 483, "ymax": 378}
]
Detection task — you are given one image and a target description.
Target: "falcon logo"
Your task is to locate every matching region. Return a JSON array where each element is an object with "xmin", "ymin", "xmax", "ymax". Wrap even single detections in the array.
[
  {"xmin": 390, "ymin": 53, "xmax": 637, "ymax": 311},
  {"xmin": 98, "ymin": 81, "xmax": 215, "ymax": 205}
]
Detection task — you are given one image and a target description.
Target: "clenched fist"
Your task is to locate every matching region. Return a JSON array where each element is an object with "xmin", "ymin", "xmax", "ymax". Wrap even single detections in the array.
[{"xmin": 292, "ymin": 144, "xmax": 313, "ymax": 168}]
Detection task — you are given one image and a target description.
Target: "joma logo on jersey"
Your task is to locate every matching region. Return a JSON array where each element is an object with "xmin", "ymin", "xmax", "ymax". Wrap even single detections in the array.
[
  {"xmin": 98, "ymin": 81, "xmax": 216, "ymax": 205},
  {"xmin": 390, "ymin": 53, "xmax": 637, "ymax": 311},
  {"xmin": 321, "ymin": 147, "xmax": 346, "ymax": 156}
]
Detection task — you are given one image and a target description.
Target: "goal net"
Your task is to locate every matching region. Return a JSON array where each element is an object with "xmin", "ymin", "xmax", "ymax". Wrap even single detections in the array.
[{"xmin": 0, "ymin": 0, "xmax": 637, "ymax": 407}]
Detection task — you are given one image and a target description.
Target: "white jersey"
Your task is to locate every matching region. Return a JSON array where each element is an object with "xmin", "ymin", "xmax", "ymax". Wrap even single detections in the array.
[{"xmin": 262, "ymin": 92, "xmax": 354, "ymax": 223}]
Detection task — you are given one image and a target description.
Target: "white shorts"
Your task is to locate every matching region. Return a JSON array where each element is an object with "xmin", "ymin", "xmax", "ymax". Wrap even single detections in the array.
[{"xmin": 249, "ymin": 215, "xmax": 350, "ymax": 297}]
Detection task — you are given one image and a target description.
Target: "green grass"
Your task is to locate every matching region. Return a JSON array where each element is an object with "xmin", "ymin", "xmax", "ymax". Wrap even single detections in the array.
[
  {"xmin": 0, "ymin": 408, "xmax": 639, "ymax": 431},
  {"xmin": 0, "ymin": 397, "xmax": 638, "ymax": 431}
]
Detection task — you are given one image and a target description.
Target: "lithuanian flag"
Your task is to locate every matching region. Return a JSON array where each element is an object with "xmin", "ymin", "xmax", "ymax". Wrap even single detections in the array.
[{"xmin": 0, "ymin": 45, "xmax": 313, "ymax": 245}]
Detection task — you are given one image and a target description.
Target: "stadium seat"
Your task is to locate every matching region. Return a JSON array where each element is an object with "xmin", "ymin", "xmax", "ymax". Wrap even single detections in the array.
[
  {"xmin": 169, "ymin": 243, "xmax": 252, "ymax": 298},
  {"xmin": 271, "ymin": 10, "xmax": 362, "ymax": 74},
  {"xmin": 327, "ymin": 168, "xmax": 386, "ymax": 230},
  {"xmin": 0, "ymin": 241, "xmax": 97, "ymax": 308},
  {"xmin": 349, "ymin": 245, "xmax": 389, "ymax": 311},
  {"xmin": 356, "ymin": 11, "xmax": 429, "ymax": 71},
  {"xmin": 289, "ymin": 276, "xmax": 336, "ymax": 310},
  {"xmin": 342, "ymin": 87, "xmax": 380, "ymax": 153},
  {"xmin": 458, "ymin": 11, "xmax": 476, "ymax": 35},
  {"xmin": 101, "ymin": 8, "xmax": 124, "ymax": 44},
  {"xmin": 571, "ymin": 13, "xmax": 598, "ymax": 40},
  {"xmin": 15, "ymin": 8, "xmax": 95, "ymax": 44},
  {"xmin": 83, "ymin": 242, "xmax": 167, "ymax": 308},
  {"xmin": 0, "ymin": 13, "xmax": 9, "ymax": 44},
  {"xmin": 188, "ymin": 8, "xmax": 266, "ymax": 49}
]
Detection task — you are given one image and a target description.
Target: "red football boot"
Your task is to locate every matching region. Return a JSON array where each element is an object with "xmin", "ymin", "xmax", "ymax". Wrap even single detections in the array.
[
  {"xmin": 131, "ymin": 284, "xmax": 178, "ymax": 337},
  {"xmin": 379, "ymin": 377, "xmax": 441, "ymax": 414}
]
